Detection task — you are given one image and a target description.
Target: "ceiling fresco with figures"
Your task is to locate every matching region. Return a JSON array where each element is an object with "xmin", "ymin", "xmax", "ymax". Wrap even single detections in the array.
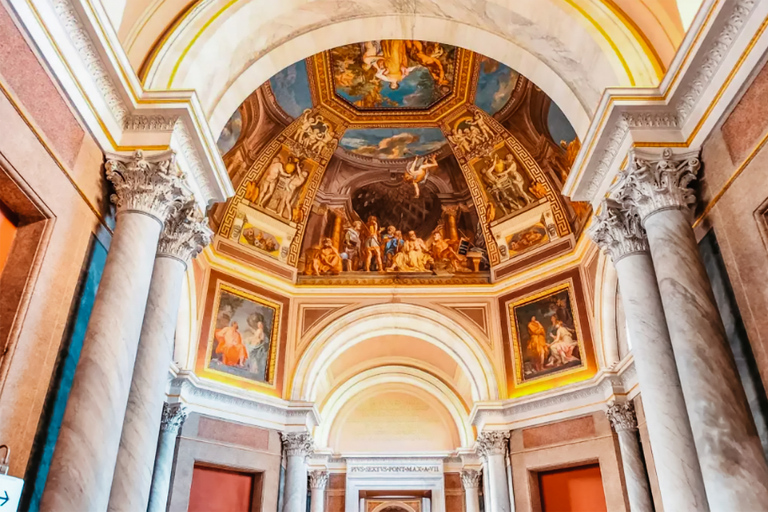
[{"xmin": 212, "ymin": 40, "xmax": 585, "ymax": 286}]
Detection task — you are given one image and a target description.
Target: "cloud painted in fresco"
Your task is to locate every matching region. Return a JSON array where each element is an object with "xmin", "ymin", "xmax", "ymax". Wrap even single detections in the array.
[
  {"xmin": 475, "ymin": 58, "xmax": 519, "ymax": 115},
  {"xmin": 269, "ymin": 60, "xmax": 313, "ymax": 119},
  {"xmin": 216, "ymin": 109, "xmax": 242, "ymax": 155},
  {"xmin": 547, "ymin": 102, "xmax": 577, "ymax": 145},
  {"xmin": 340, "ymin": 128, "xmax": 447, "ymax": 159}
]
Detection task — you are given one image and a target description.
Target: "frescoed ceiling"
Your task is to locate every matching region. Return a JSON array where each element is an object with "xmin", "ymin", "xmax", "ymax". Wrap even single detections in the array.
[{"xmin": 212, "ymin": 40, "xmax": 586, "ymax": 286}]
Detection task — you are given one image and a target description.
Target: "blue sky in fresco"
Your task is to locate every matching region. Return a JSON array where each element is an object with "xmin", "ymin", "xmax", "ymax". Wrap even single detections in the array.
[
  {"xmin": 340, "ymin": 128, "xmax": 446, "ymax": 159},
  {"xmin": 475, "ymin": 62, "xmax": 518, "ymax": 115},
  {"xmin": 269, "ymin": 60, "xmax": 313, "ymax": 119}
]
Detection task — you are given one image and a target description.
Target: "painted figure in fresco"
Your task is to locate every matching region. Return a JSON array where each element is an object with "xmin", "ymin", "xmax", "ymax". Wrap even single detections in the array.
[
  {"xmin": 403, "ymin": 154, "xmax": 438, "ymax": 198},
  {"xmin": 407, "ymin": 41, "xmax": 449, "ymax": 86},
  {"xmin": 548, "ymin": 318, "xmax": 578, "ymax": 365},
  {"xmin": 526, "ymin": 316, "xmax": 549, "ymax": 372},
  {"xmin": 482, "ymin": 154, "xmax": 521, "ymax": 216},
  {"xmin": 430, "ymin": 232, "xmax": 470, "ymax": 273},
  {"xmin": 244, "ymin": 313, "xmax": 269, "ymax": 377},
  {"xmin": 383, "ymin": 227, "xmax": 404, "ymax": 267},
  {"xmin": 279, "ymin": 160, "xmax": 309, "ymax": 220},
  {"xmin": 242, "ymin": 227, "xmax": 279, "ymax": 253},
  {"xmin": 375, "ymin": 40, "xmax": 417, "ymax": 90},
  {"xmin": 214, "ymin": 321, "xmax": 249, "ymax": 367},
  {"xmin": 342, "ymin": 220, "xmax": 364, "ymax": 271},
  {"xmin": 447, "ymin": 130, "xmax": 472, "ymax": 153},
  {"xmin": 306, "ymin": 237, "xmax": 343, "ymax": 276},
  {"xmin": 364, "ymin": 216, "xmax": 385, "ymax": 272},
  {"xmin": 505, "ymin": 155, "xmax": 534, "ymax": 206},
  {"xmin": 387, "ymin": 230, "xmax": 433, "ymax": 272},
  {"xmin": 470, "ymin": 111, "xmax": 495, "ymax": 140},
  {"xmin": 257, "ymin": 157, "xmax": 284, "ymax": 208}
]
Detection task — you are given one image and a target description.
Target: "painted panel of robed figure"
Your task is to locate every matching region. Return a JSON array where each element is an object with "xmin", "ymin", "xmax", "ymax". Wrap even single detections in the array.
[
  {"xmin": 205, "ymin": 285, "xmax": 280, "ymax": 385},
  {"xmin": 509, "ymin": 284, "xmax": 585, "ymax": 384}
]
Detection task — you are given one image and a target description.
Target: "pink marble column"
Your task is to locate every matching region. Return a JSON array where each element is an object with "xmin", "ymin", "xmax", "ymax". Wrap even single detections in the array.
[
  {"xmin": 40, "ymin": 151, "xmax": 187, "ymax": 512},
  {"xmin": 108, "ymin": 201, "xmax": 211, "ymax": 512},
  {"xmin": 616, "ymin": 148, "xmax": 768, "ymax": 511}
]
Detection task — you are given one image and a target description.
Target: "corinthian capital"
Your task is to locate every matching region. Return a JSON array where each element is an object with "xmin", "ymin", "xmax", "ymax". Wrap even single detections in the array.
[
  {"xmin": 606, "ymin": 401, "xmax": 638, "ymax": 433},
  {"xmin": 309, "ymin": 470, "xmax": 329, "ymax": 489},
  {"xmin": 612, "ymin": 148, "xmax": 701, "ymax": 222},
  {"xmin": 461, "ymin": 469, "xmax": 481, "ymax": 489},
  {"xmin": 588, "ymin": 199, "xmax": 648, "ymax": 263},
  {"xmin": 160, "ymin": 403, "xmax": 187, "ymax": 434},
  {"xmin": 157, "ymin": 200, "xmax": 213, "ymax": 265},
  {"xmin": 280, "ymin": 432, "xmax": 314, "ymax": 458},
  {"xmin": 476, "ymin": 430, "xmax": 510, "ymax": 458},
  {"xmin": 105, "ymin": 150, "xmax": 188, "ymax": 223}
]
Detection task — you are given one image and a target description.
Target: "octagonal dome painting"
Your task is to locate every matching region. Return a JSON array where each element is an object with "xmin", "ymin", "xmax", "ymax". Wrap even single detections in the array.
[{"xmin": 330, "ymin": 40, "xmax": 457, "ymax": 110}]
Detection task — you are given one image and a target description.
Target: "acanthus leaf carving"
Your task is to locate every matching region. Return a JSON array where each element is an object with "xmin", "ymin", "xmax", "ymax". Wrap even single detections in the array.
[
  {"xmin": 157, "ymin": 200, "xmax": 213, "ymax": 265},
  {"xmin": 476, "ymin": 430, "xmax": 510, "ymax": 458},
  {"xmin": 160, "ymin": 403, "xmax": 188, "ymax": 433},
  {"xmin": 588, "ymin": 199, "xmax": 648, "ymax": 263},
  {"xmin": 606, "ymin": 401, "xmax": 638, "ymax": 432},
  {"xmin": 280, "ymin": 431, "xmax": 314, "ymax": 458}
]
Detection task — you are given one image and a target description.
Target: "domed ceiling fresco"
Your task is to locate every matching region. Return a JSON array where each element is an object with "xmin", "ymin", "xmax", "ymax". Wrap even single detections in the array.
[{"xmin": 213, "ymin": 40, "xmax": 587, "ymax": 286}]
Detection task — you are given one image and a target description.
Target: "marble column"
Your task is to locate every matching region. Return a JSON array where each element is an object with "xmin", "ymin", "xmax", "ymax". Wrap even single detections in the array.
[
  {"xmin": 108, "ymin": 201, "xmax": 211, "ymax": 512},
  {"xmin": 147, "ymin": 403, "xmax": 187, "ymax": 512},
  {"xmin": 606, "ymin": 402, "xmax": 653, "ymax": 512},
  {"xmin": 615, "ymin": 148, "xmax": 768, "ymax": 510},
  {"xmin": 309, "ymin": 470, "xmax": 328, "ymax": 512},
  {"xmin": 281, "ymin": 432, "xmax": 313, "ymax": 512},
  {"xmin": 39, "ymin": 151, "xmax": 187, "ymax": 512},
  {"xmin": 477, "ymin": 431, "xmax": 511, "ymax": 512},
  {"xmin": 590, "ymin": 200, "xmax": 708, "ymax": 511},
  {"xmin": 461, "ymin": 469, "xmax": 481, "ymax": 512}
]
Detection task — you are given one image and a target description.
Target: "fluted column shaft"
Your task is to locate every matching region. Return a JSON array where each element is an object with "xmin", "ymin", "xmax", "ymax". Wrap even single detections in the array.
[
  {"xmin": 40, "ymin": 151, "xmax": 186, "ymax": 512},
  {"xmin": 281, "ymin": 433, "xmax": 313, "ymax": 512},
  {"xmin": 590, "ymin": 203, "xmax": 707, "ymax": 511},
  {"xmin": 309, "ymin": 470, "xmax": 328, "ymax": 512},
  {"xmin": 108, "ymin": 202, "xmax": 211, "ymax": 512},
  {"xmin": 461, "ymin": 470, "xmax": 481, "ymax": 512},
  {"xmin": 147, "ymin": 404, "xmax": 187, "ymax": 512},
  {"xmin": 617, "ymin": 148, "xmax": 768, "ymax": 510},
  {"xmin": 477, "ymin": 432, "xmax": 511, "ymax": 512},
  {"xmin": 606, "ymin": 402, "xmax": 653, "ymax": 512}
]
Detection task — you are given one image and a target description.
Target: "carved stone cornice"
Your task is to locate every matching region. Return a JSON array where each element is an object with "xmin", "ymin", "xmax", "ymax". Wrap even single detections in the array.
[
  {"xmin": 157, "ymin": 200, "xmax": 213, "ymax": 265},
  {"xmin": 280, "ymin": 432, "xmax": 314, "ymax": 458},
  {"xmin": 105, "ymin": 150, "xmax": 188, "ymax": 223},
  {"xmin": 588, "ymin": 199, "xmax": 648, "ymax": 263},
  {"xmin": 461, "ymin": 469, "xmax": 481, "ymax": 489},
  {"xmin": 160, "ymin": 403, "xmax": 187, "ymax": 434},
  {"xmin": 309, "ymin": 470, "xmax": 328, "ymax": 489},
  {"xmin": 612, "ymin": 148, "xmax": 701, "ymax": 222},
  {"xmin": 476, "ymin": 431, "xmax": 510, "ymax": 458},
  {"xmin": 606, "ymin": 401, "xmax": 638, "ymax": 433}
]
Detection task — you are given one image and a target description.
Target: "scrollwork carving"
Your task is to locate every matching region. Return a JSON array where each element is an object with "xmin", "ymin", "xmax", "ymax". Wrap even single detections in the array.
[
  {"xmin": 606, "ymin": 401, "xmax": 638, "ymax": 433},
  {"xmin": 157, "ymin": 200, "xmax": 213, "ymax": 265},
  {"xmin": 476, "ymin": 430, "xmax": 510, "ymax": 458},
  {"xmin": 588, "ymin": 199, "xmax": 648, "ymax": 263},
  {"xmin": 280, "ymin": 432, "xmax": 314, "ymax": 458}
]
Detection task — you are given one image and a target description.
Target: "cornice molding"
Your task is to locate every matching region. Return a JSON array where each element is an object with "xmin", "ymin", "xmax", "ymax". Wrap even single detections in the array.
[
  {"xmin": 565, "ymin": 0, "xmax": 767, "ymax": 203},
  {"xmin": 9, "ymin": 0, "xmax": 234, "ymax": 208}
]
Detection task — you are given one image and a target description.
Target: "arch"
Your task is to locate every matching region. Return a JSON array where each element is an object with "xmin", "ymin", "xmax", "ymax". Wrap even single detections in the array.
[
  {"xmin": 318, "ymin": 366, "xmax": 472, "ymax": 451},
  {"xmin": 372, "ymin": 503, "xmax": 417, "ymax": 512},
  {"xmin": 593, "ymin": 251, "xmax": 620, "ymax": 368},
  {"xmin": 291, "ymin": 303, "xmax": 499, "ymax": 402},
  {"xmin": 141, "ymin": 0, "xmax": 668, "ymax": 140}
]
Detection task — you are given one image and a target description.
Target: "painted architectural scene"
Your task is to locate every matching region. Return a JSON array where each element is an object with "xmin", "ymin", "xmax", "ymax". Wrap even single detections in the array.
[{"xmin": 330, "ymin": 40, "xmax": 457, "ymax": 109}]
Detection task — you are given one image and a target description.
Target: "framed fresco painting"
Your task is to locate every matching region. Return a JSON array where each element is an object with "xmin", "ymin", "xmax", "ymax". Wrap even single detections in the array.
[
  {"xmin": 203, "ymin": 283, "xmax": 281, "ymax": 387},
  {"xmin": 508, "ymin": 282, "xmax": 586, "ymax": 386}
]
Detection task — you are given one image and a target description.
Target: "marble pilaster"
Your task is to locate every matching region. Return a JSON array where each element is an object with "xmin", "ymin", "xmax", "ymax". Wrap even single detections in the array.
[
  {"xmin": 309, "ymin": 470, "xmax": 328, "ymax": 512},
  {"xmin": 281, "ymin": 432, "xmax": 313, "ymax": 512},
  {"xmin": 147, "ymin": 403, "xmax": 187, "ymax": 512},
  {"xmin": 39, "ymin": 151, "xmax": 187, "ymax": 512},
  {"xmin": 615, "ymin": 148, "xmax": 768, "ymax": 510},
  {"xmin": 590, "ymin": 200, "xmax": 708, "ymax": 511},
  {"xmin": 108, "ymin": 201, "xmax": 211, "ymax": 512},
  {"xmin": 477, "ymin": 431, "xmax": 511, "ymax": 512},
  {"xmin": 461, "ymin": 469, "xmax": 481, "ymax": 512},
  {"xmin": 606, "ymin": 402, "xmax": 653, "ymax": 512}
]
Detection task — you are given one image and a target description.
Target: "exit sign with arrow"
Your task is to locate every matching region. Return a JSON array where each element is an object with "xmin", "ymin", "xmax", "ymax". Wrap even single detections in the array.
[{"xmin": 0, "ymin": 474, "xmax": 22, "ymax": 511}]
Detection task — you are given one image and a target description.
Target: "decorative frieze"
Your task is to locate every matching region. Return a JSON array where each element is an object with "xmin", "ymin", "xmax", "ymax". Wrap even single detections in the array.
[
  {"xmin": 461, "ymin": 469, "xmax": 481, "ymax": 489},
  {"xmin": 612, "ymin": 148, "xmax": 701, "ymax": 222},
  {"xmin": 159, "ymin": 403, "xmax": 187, "ymax": 434},
  {"xmin": 606, "ymin": 401, "xmax": 638, "ymax": 433},
  {"xmin": 105, "ymin": 150, "xmax": 188, "ymax": 223},
  {"xmin": 157, "ymin": 200, "xmax": 213, "ymax": 265},
  {"xmin": 476, "ymin": 430, "xmax": 510, "ymax": 458},
  {"xmin": 280, "ymin": 432, "xmax": 314, "ymax": 458},
  {"xmin": 588, "ymin": 199, "xmax": 648, "ymax": 263},
  {"xmin": 348, "ymin": 465, "xmax": 441, "ymax": 473}
]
